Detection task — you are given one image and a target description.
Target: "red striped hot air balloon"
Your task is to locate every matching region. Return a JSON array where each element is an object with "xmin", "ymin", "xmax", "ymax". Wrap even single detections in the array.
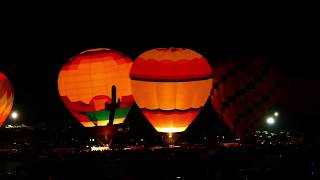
[
  {"xmin": 0, "ymin": 72, "xmax": 14, "ymax": 127},
  {"xmin": 130, "ymin": 48, "xmax": 213, "ymax": 143},
  {"xmin": 57, "ymin": 48, "xmax": 134, "ymax": 144},
  {"xmin": 211, "ymin": 57, "xmax": 286, "ymax": 143}
]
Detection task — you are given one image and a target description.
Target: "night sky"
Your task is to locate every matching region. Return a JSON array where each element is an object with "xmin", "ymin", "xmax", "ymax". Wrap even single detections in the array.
[{"xmin": 1, "ymin": 14, "xmax": 319, "ymax": 139}]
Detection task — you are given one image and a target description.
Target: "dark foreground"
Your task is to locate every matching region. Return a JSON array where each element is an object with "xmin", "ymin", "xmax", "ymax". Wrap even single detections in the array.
[{"xmin": 0, "ymin": 144, "xmax": 319, "ymax": 179}]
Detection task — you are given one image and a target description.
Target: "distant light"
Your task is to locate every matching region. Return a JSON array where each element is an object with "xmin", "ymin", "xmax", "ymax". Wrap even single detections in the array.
[
  {"xmin": 141, "ymin": 139, "xmax": 144, "ymax": 142},
  {"xmin": 91, "ymin": 146, "xmax": 110, "ymax": 151},
  {"xmin": 11, "ymin": 111, "xmax": 18, "ymax": 119},
  {"xmin": 86, "ymin": 145, "xmax": 89, "ymax": 148},
  {"xmin": 168, "ymin": 133, "xmax": 173, "ymax": 138},
  {"xmin": 176, "ymin": 177, "xmax": 181, "ymax": 179},
  {"xmin": 266, "ymin": 117, "xmax": 275, "ymax": 125},
  {"xmin": 274, "ymin": 112, "xmax": 279, "ymax": 117}
]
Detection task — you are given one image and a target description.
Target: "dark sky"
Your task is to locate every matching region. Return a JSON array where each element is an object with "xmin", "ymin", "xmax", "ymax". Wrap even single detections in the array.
[{"xmin": 1, "ymin": 12, "xmax": 319, "ymax": 138}]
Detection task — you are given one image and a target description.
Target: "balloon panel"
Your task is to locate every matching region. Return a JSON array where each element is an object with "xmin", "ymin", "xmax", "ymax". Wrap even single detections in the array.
[
  {"xmin": 130, "ymin": 48, "xmax": 212, "ymax": 81},
  {"xmin": 142, "ymin": 109, "xmax": 200, "ymax": 133},
  {"xmin": 131, "ymin": 79, "xmax": 212, "ymax": 110}
]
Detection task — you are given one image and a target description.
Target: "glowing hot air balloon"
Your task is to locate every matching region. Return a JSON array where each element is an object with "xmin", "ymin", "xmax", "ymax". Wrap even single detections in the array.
[
  {"xmin": 0, "ymin": 72, "xmax": 14, "ymax": 127},
  {"xmin": 58, "ymin": 48, "xmax": 134, "ymax": 133},
  {"xmin": 211, "ymin": 57, "xmax": 286, "ymax": 142},
  {"xmin": 130, "ymin": 48, "xmax": 213, "ymax": 139}
]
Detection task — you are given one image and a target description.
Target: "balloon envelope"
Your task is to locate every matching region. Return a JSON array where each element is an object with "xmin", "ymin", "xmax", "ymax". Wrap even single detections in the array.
[
  {"xmin": 0, "ymin": 72, "xmax": 14, "ymax": 126},
  {"xmin": 58, "ymin": 48, "xmax": 134, "ymax": 128},
  {"xmin": 211, "ymin": 57, "xmax": 286, "ymax": 138},
  {"xmin": 130, "ymin": 48, "xmax": 213, "ymax": 133}
]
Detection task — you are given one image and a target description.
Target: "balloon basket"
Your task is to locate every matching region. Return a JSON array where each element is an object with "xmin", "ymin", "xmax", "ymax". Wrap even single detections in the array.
[{"xmin": 161, "ymin": 132, "xmax": 180, "ymax": 147}]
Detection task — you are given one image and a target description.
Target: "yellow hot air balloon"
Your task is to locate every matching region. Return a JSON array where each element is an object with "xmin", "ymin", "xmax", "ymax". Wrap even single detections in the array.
[
  {"xmin": 130, "ymin": 48, "xmax": 213, "ymax": 139},
  {"xmin": 0, "ymin": 72, "xmax": 14, "ymax": 127}
]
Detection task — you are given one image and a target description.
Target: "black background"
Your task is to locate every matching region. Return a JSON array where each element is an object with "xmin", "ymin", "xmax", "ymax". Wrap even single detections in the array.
[{"xmin": 0, "ymin": 7, "xmax": 319, "ymax": 140}]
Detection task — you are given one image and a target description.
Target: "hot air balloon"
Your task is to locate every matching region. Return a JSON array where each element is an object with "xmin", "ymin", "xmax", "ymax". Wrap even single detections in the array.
[
  {"xmin": 130, "ymin": 48, "xmax": 213, "ymax": 144},
  {"xmin": 0, "ymin": 72, "xmax": 14, "ymax": 127},
  {"xmin": 211, "ymin": 57, "xmax": 286, "ymax": 143},
  {"xmin": 58, "ymin": 48, "xmax": 134, "ymax": 145}
]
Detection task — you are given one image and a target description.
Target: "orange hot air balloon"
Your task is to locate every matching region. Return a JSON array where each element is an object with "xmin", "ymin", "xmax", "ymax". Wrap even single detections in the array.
[
  {"xmin": 57, "ymin": 48, "xmax": 134, "ymax": 131},
  {"xmin": 211, "ymin": 57, "xmax": 286, "ymax": 142},
  {"xmin": 0, "ymin": 72, "xmax": 14, "ymax": 127},
  {"xmin": 130, "ymin": 48, "xmax": 213, "ymax": 135}
]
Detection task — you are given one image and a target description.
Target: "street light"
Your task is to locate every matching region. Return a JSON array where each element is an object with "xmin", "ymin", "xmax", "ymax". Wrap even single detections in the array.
[
  {"xmin": 274, "ymin": 112, "xmax": 279, "ymax": 117},
  {"xmin": 266, "ymin": 117, "xmax": 275, "ymax": 125},
  {"xmin": 11, "ymin": 111, "xmax": 18, "ymax": 119}
]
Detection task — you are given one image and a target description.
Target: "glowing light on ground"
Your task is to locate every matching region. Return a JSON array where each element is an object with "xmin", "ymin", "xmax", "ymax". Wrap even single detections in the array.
[
  {"xmin": 91, "ymin": 146, "xmax": 110, "ymax": 151},
  {"xmin": 266, "ymin": 117, "xmax": 275, "ymax": 125}
]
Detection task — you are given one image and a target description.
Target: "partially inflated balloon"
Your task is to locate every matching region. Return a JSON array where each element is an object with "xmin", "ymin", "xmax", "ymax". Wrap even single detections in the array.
[
  {"xmin": 58, "ymin": 48, "xmax": 134, "ymax": 128},
  {"xmin": 211, "ymin": 58, "xmax": 285, "ymax": 139},
  {"xmin": 0, "ymin": 72, "xmax": 14, "ymax": 126},
  {"xmin": 130, "ymin": 48, "xmax": 213, "ymax": 133}
]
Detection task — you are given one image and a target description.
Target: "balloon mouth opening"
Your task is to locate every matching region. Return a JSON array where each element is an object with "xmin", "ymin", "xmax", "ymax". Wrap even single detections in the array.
[
  {"xmin": 156, "ymin": 127, "xmax": 187, "ymax": 133},
  {"xmin": 161, "ymin": 132, "xmax": 181, "ymax": 146}
]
